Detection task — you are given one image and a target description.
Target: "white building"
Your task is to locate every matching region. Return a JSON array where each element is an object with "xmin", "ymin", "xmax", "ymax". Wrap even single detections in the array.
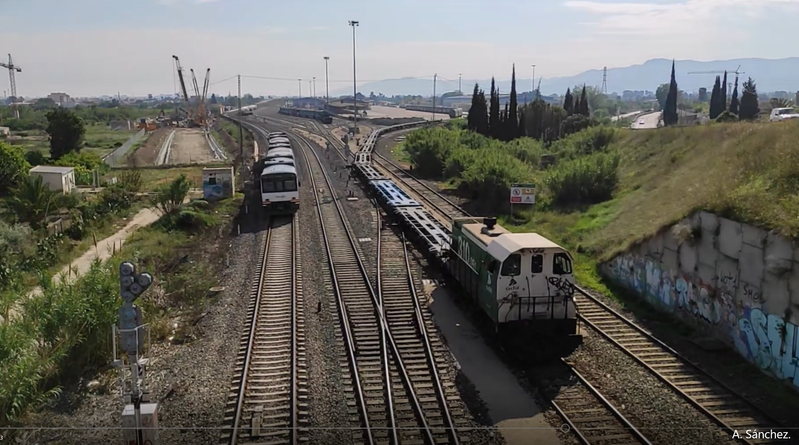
[
  {"xmin": 47, "ymin": 92, "xmax": 72, "ymax": 106},
  {"xmin": 29, "ymin": 165, "xmax": 76, "ymax": 194},
  {"xmin": 0, "ymin": 126, "xmax": 9, "ymax": 136}
]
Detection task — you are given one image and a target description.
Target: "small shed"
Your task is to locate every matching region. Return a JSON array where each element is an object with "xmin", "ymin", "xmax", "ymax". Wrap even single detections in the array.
[
  {"xmin": 29, "ymin": 165, "xmax": 76, "ymax": 194},
  {"xmin": 0, "ymin": 126, "xmax": 10, "ymax": 136},
  {"xmin": 202, "ymin": 167, "xmax": 235, "ymax": 200}
]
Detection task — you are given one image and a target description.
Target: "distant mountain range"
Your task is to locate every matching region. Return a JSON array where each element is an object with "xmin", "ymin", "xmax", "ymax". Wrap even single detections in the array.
[{"xmin": 331, "ymin": 58, "xmax": 799, "ymax": 97}]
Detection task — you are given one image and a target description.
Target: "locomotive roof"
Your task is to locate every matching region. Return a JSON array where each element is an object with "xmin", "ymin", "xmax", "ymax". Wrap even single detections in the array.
[{"xmin": 462, "ymin": 222, "xmax": 564, "ymax": 262}]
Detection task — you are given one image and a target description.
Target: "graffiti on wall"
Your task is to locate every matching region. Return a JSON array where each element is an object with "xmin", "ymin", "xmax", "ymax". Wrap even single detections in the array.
[
  {"xmin": 736, "ymin": 308, "xmax": 799, "ymax": 387},
  {"xmin": 608, "ymin": 251, "xmax": 798, "ymax": 388}
]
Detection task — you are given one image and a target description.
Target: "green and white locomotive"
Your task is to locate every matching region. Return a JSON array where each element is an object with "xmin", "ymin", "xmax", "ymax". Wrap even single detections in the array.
[{"xmin": 446, "ymin": 216, "xmax": 582, "ymax": 357}]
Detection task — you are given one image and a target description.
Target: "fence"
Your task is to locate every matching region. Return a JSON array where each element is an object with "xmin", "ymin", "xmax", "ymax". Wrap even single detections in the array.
[{"xmin": 103, "ymin": 129, "xmax": 146, "ymax": 167}]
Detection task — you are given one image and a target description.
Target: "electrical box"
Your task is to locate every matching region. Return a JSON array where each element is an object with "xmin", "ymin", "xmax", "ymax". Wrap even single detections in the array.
[
  {"xmin": 140, "ymin": 403, "xmax": 159, "ymax": 444},
  {"xmin": 121, "ymin": 405, "xmax": 138, "ymax": 445},
  {"xmin": 120, "ymin": 403, "xmax": 159, "ymax": 445}
]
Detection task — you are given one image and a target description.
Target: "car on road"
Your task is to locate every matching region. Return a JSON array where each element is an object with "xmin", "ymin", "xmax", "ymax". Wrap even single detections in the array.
[{"xmin": 769, "ymin": 107, "xmax": 799, "ymax": 122}]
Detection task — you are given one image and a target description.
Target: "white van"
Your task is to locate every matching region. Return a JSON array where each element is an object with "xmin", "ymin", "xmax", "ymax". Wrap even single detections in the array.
[{"xmin": 769, "ymin": 107, "xmax": 799, "ymax": 122}]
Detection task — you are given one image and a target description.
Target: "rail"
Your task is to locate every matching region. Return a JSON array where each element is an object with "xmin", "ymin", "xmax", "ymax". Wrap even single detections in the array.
[
  {"xmin": 223, "ymin": 216, "xmax": 304, "ymax": 444},
  {"xmin": 292, "ymin": 121, "xmax": 459, "ymax": 444},
  {"xmin": 572, "ymin": 285, "xmax": 788, "ymax": 444}
]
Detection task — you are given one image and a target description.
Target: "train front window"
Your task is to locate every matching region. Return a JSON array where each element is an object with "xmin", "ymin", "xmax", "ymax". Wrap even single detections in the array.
[
  {"xmin": 531, "ymin": 254, "xmax": 543, "ymax": 274},
  {"xmin": 284, "ymin": 180, "xmax": 297, "ymax": 191},
  {"xmin": 261, "ymin": 180, "xmax": 275, "ymax": 193},
  {"xmin": 500, "ymin": 254, "xmax": 521, "ymax": 276},
  {"xmin": 553, "ymin": 253, "xmax": 572, "ymax": 275}
]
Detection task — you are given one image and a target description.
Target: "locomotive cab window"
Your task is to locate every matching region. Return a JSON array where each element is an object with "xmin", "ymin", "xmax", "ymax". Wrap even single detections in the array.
[
  {"xmin": 486, "ymin": 260, "xmax": 497, "ymax": 274},
  {"xmin": 501, "ymin": 254, "xmax": 521, "ymax": 276},
  {"xmin": 530, "ymin": 254, "xmax": 543, "ymax": 274},
  {"xmin": 553, "ymin": 253, "xmax": 572, "ymax": 275}
]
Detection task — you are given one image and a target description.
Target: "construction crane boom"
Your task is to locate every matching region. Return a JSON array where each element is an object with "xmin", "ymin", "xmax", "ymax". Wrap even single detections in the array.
[
  {"xmin": 201, "ymin": 69, "xmax": 210, "ymax": 103},
  {"xmin": 0, "ymin": 53, "xmax": 22, "ymax": 119},
  {"xmin": 688, "ymin": 65, "xmax": 744, "ymax": 75},
  {"xmin": 190, "ymin": 69, "xmax": 201, "ymax": 99},
  {"xmin": 172, "ymin": 55, "xmax": 190, "ymax": 103}
]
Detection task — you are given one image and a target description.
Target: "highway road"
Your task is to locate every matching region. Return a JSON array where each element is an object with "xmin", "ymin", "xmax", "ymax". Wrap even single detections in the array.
[
  {"xmin": 611, "ymin": 111, "xmax": 642, "ymax": 122},
  {"xmin": 631, "ymin": 111, "xmax": 661, "ymax": 129}
]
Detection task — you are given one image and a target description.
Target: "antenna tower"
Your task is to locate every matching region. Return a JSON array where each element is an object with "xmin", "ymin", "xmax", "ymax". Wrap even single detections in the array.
[{"xmin": 601, "ymin": 66, "xmax": 608, "ymax": 95}]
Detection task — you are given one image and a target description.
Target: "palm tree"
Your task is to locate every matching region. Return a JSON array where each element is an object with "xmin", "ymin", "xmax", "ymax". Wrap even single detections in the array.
[{"xmin": 5, "ymin": 176, "xmax": 61, "ymax": 230}]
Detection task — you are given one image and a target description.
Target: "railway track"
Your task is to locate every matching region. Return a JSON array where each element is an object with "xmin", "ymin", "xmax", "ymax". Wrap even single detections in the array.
[
  {"xmin": 297, "ymin": 127, "xmax": 461, "ymax": 445},
  {"xmin": 574, "ymin": 289, "xmax": 789, "ymax": 444},
  {"xmin": 536, "ymin": 359, "xmax": 653, "ymax": 445},
  {"xmin": 344, "ymin": 133, "xmax": 792, "ymax": 444},
  {"xmin": 222, "ymin": 216, "xmax": 307, "ymax": 445}
]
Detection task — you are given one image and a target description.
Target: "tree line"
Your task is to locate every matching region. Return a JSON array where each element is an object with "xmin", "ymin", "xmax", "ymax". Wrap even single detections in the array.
[
  {"xmin": 466, "ymin": 64, "xmax": 596, "ymax": 144},
  {"xmin": 661, "ymin": 60, "xmax": 761, "ymax": 126}
]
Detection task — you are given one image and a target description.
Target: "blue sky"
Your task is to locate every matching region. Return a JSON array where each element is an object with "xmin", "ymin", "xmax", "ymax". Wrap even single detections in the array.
[{"xmin": 2, "ymin": 0, "xmax": 798, "ymax": 97}]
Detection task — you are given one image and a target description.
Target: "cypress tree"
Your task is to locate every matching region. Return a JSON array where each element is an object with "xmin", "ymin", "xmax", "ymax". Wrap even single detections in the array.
[
  {"xmin": 509, "ymin": 64, "xmax": 519, "ymax": 139},
  {"xmin": 709, "ymin": 76, "xmax": 722, "ymax": 119},
  {"xmin": 489, "ymin": 78, "xmax": 500, "ymax": 139},
  {"xmin": 729, "ymin": 76, "xmax": 740, "ymax": 115},
  {"xmin": 563, "ymin": 88, "xmax": 574, "ymax": 115},
  {"xmin": 477, "ymin": 88, "xmax": 489, "ymax": 136},
  {"xmin": 739, "ymin": 77, "xmax": 760, "ymax": 120},
  {"xmin": 720, "ymin": 71, "xmax": 728, "ymax": 112},
  {"xmin": 662, "ymin": 60, "xmax": 679, "ymax": 126},
  {"xmin": 467, "ymin": 83, "xmax": 480, "ymax": 132},
  {"xmin": 518, "ymin": 108, "xmax": 527, "ymax": 137},
  {"xmin": 502, "ymin": 102, "xmax": 510, "ymax": 141},
  {"xmin": 579, "ymin": 86, "xmax": 590, "ymax": 116},
  {"xmin": 573, "ymin": 95, "xmax": 581, "ymax": 117}
]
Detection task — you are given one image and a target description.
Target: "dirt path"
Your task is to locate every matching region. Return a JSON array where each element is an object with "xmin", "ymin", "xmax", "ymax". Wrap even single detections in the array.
[{"xmin": 169, "ymin": 128, "xmax": 215, "ymax": 164}]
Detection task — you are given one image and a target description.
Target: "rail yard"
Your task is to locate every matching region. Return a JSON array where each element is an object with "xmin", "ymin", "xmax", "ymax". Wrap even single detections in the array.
[
  {"xmin": 209, "ymin": 103, "xmax": 795, "ymax": 445},
  {"xmin": 17, "ymin": 102, "xmax": 797, "ymax": 445}
]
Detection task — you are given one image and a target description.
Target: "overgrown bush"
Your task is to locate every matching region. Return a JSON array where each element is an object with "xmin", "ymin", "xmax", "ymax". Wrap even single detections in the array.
[
  {"xmin": 0, "ymin": 259, "xmax": 119, "ymax": 426},
  {"xmin": 118, "ymin": 168, "xmax": 143, "ymax": 193},
  {"xmin": 0, "ymin": 142, "xmax": 30, "ymax": 196},
  {"xmin": 544, "ymin": 151, "xmax": 620, "ymax": 207},
  {"xmin": 403, "ymin": 128, "xmax": 459, "ymax": 177},
  {"xmin": 24, "ymin": 150, "xmax": 47, "ymax": 167},
  {"xmin": 715, "ymin": 111, "xmax": 739, "ymax": 123},
  {"xmin": 152, "ymin": 174, "xmax": 191, "ymax": 216},
  {"xmin": 550, "ymin": 126, "xmax": 617, "ymax": 159}
]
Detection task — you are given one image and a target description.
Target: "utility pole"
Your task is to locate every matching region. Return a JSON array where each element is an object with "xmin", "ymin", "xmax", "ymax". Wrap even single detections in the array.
[
  {"xmin": 458, "ymin": 73, "xmax": 462, "ymax": 94},
  {"xmin": 298, "ymin": 79, "xmax": 302, "ymax": 98},
  {"xmin": 324, "ymin": 56, "xmax": 330, "ymax": 107},
  {"xmin": 531, "ymin": 64, "xmax": 536, "ymax": 98},
  {"xmin": 114, "ymin": 262, "xmax": 157, "ymax": 445},
  {"xmin": 309, "ymin": 80, "xmax": 313, "ymax": 99},
  {"xmin": 238, "ymin": 75, "xmax": 243, "ymax": 170},
  {"xmin": 312, "ymin": 77, "xmax": 316, "ymax": 98},
  {"xmin": 432, "ymin": 73, "xmax": 437, "ymax": 122},
  {"xmin": 349, "ymin": 20, "xmax": 359, "ymax": 135}
]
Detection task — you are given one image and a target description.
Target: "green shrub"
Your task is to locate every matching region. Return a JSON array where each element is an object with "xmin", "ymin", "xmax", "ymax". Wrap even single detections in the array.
[
  {"xmin": 715, "ymin": 111, "xmax": 739, "ymax": 123},
  {"xmin": 544, "ymin": 151, "xmax": 620, "ymax": 207},
  {"xmin": 459, "ymin": 149, "xmax": 535, "ymax": 208},
  {"xmin": 24, "ymin": 150, "xmax": 47, "ymax": 167},
  {"xmin": 403, "ymin": 127, "xmax": 459, "ymax": 177},
  {"xmin": 0, "ymin": 259, "xmax": 120, "ymax": 425},
  {"xmin": 550, "ymin": 126, "xmax": 617, "ymax": 159}
]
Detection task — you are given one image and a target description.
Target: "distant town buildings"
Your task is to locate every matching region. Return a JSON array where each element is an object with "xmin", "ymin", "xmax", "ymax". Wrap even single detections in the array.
[{"xmin": 47, "ymin": 92, "xmax": 73, "ymax": 106}]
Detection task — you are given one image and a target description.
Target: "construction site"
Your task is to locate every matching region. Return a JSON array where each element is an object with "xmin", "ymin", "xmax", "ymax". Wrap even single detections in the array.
[{"xmin": 127, "ymin": 55, "xmax": 228, "ymax": 167}]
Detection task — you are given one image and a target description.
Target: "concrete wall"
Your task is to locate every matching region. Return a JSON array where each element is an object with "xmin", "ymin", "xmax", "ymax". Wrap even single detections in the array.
[{"xmin": 601, "ymin": 211, "xmax": 799, "ymax": 389}]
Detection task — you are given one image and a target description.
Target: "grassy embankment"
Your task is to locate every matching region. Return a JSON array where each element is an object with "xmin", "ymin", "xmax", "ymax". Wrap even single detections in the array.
[
  {"xmin": 397, "ymin": 119, "xmax": 799, "ymax": 294},
  {"xmin": 0, "ymin": 174, "xmax": 243, "ymax": 430}
]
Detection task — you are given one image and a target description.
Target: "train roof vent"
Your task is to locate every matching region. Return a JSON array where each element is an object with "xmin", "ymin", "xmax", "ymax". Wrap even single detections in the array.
[{"xmin": 481, "ymin": 217, "xmax": 501, "ymax": 236}]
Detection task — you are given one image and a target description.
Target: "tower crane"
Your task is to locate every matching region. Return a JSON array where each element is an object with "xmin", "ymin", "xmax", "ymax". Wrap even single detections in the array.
[
  {"xmin": 0, "ymin": 54, "xmax": 22, "ymax": 119},
  {"xmin": 688, "ymin": 65, "xmax": 744, "ymax": 95}
]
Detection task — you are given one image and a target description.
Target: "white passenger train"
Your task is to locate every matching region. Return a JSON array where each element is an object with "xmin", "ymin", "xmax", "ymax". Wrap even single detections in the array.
[{"xmin": 258, "ymin": 132, "xmax": 299, "ymax": 213}]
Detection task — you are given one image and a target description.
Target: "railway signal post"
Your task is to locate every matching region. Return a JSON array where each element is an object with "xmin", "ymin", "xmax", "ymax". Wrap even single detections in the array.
[{"xmin": 113, "ymin": 261, "xmax": 159, "ymax": 445}]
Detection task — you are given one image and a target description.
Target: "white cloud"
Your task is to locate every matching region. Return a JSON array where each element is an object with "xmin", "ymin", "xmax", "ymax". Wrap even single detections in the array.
[{"xmin": 565, "ymin": 0, "xmax": 799, "ymax": 36}]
